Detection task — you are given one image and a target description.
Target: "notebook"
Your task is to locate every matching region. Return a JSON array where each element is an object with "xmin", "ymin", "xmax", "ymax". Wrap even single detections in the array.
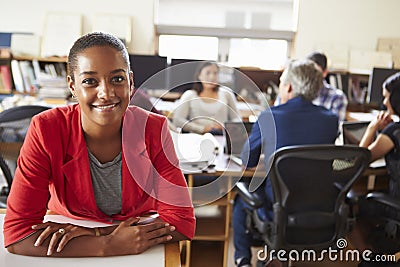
[{"xmin": 224, "ymin": 121, "xmax": 254, "ymax": 165}]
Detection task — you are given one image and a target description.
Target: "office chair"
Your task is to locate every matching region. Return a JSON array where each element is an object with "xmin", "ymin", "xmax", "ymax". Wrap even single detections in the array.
[
  {"xmin": 362, "ymin": 192, "xmax": 400, "ymax": 256},
  {"xmin": 0, "ymin": 105, "xmax": 50, "ymax": 208},
  {"xmin": 357, "ymin": 174, "xmax": 400, "ymax": 258},
  {"xmin": 236, "ymin": 145, "xmax": 371, "ymax": 266}
]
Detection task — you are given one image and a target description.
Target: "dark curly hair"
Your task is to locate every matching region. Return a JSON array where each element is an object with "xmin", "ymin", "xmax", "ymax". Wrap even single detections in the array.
[
  {"xmin": 383, "ymin": 72, "xmax": 400, "ymax": 115},
  {"xmin": 67, "ymin": 32, "xmax": 130, "ymax": 81}
]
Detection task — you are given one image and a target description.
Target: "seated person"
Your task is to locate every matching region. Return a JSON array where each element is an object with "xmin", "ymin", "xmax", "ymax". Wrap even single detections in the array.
[
  {"xmin": 172, "ymin": 61, "xmax": 240, "ymax": 135},
  {"xmin": 3, "ymin": 32, "xmax": 195, "ymax": 257},
  {"xmin": 274, "ymin": 51, "xmax": 347, "ymax": 122},
  {"xmin": 350, "ymin": 72, "xmax": 400, "ymax": 266},
  {"xmin": 307, "ymin": 51, "xmax": 348, "ymax": 122},
  {"xmin": 233, "ymin": 59, "xmax": 339, "ymax": 267}
]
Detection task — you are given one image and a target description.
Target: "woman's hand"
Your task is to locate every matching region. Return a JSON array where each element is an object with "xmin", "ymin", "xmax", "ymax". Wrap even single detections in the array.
[
  {"xmin": 204, "ymin": 123, "xmax": 223, "ymax": 134},
  {"xmin": 32, "ymin": 222, "xmax": 96, "ymax": 255},
  {"xmin": 106, "ymin": 217, "xmax": 175, "ymax": 256},
  {"xmin": 369, "ymin": 111, "xmax": 393, "ymax": 131}
]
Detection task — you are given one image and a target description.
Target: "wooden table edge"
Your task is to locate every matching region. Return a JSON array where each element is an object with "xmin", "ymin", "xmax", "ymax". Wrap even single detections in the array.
[{"xmin": 165, "ymin": 242, "xmax": 181, "ymax": 267}]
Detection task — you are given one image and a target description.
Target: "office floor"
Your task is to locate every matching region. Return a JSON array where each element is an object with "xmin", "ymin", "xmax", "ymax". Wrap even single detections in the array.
[
  {"xmin": 226, "ymin": 229, "xmax": 360, "ymax": 267},
  {"xmin": 184, "ymin": 219, "xmax": 361, "ymax": 267}
]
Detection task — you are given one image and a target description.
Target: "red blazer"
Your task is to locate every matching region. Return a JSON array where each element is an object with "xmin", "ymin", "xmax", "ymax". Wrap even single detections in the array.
[{"xmin": 4, "ymin": 104, "xmax": 195, "ymax": 247}]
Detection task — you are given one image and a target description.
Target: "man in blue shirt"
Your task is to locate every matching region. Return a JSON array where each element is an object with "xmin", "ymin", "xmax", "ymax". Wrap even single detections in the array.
[{"xmin": 233, "ymin": 59, "xmax": 339, "ymax": 267}]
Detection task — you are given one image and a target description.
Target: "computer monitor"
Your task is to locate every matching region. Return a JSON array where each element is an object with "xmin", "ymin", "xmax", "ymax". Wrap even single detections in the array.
[
  {"xmin": 129, "ymin": 54, "xmax": 168, "ymax": 90},
  {"xmin": 233, "ymin": 68, "xmax": 281, "ymax": 102},
  {"xmin": 342, "ymin": 121, "xmax": 370, "ymax": 145},
  {"xmin": 168, "ymin": 58, "xmax": 203, "ymax": 92},
  {"xmin": 224, "ymin": 121, "xmax": 254, "ymax": 156},
  {"xmin": 367, "ymin": 67, "xmax": 400, "ymax": 108}
]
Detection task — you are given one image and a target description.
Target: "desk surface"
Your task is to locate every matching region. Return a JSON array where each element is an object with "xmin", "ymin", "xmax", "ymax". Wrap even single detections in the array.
[
  {"xmin": 188, "ymin": 135, "xmax": 386, "ymax": 176},
  {"xmin": 0, "ymin": 209, "xmax": 180, "ymax": 267}
]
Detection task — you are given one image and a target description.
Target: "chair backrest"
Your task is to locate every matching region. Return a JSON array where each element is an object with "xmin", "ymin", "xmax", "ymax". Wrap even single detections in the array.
[
  {"xmin": 0, "ymin": 105, "xmax": 50, "ymax": 192},
  {"xmin": 0, "ymin": 105, "xmax": 50, "ymax": 142},
  {"xmin": 266, "ymin": 144, "xmax": 370, "ymax": 251}
]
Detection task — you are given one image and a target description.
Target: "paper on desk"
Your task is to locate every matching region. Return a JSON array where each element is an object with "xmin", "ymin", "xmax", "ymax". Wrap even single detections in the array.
[
  {"xmin": 370, "ymin": 157, "xmax": 386, "ymax": 169},
  {"xmin": 0, "ymin": 214, "xmax": 165, "ymax": 267},
  {"xmin": 170, "ymin": 131, "xmax": 219, "ymax": 164},
  {"xmin": 44, "ymin": 214, "xmax": 159, "ymax": 227},
  {"xmin": 43, "ymin": 214, "xmax": 114, "ymax": 228},
  {"xmin": 347, "ymin": 112, "xmax": 376, "ymax": 122}
]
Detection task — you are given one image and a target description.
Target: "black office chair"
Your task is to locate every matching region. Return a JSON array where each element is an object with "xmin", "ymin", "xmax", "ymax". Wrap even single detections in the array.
[
  {"xmin": 356, "ymin": 154, "xmax": 400, "ymax": 257},
  {"xmin": 362, "ymin": 192, "xmax": 400, "ymax": 255},
  {"xmin": 0, "ymin": 105, "xmax": 50, "ymax": 208},
  {"xmin": 236, "ymin": 145, "xmax": 371, "ymax": 266}
]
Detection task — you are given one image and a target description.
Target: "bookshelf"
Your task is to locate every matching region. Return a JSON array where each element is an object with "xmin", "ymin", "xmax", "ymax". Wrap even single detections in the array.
[
  {"xmin": 12, "ymin": 56, "xmax": 67, "ymax": 63},
  {"xmin": 1, "ymin": 55, "xmax": 70, "ymax": 103},
  {"xmin": 328, "ymin": 70, "xmax": 370, "ymax": 106}
]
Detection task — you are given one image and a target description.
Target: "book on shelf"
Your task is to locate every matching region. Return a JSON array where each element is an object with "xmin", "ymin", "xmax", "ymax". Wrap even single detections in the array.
[
  {"xmin": 37, "ymin": 87, "xmax": 70, "ymax": 99},
  {"xmin": 31, "ymin": 60, "xmax": 69, "ymax": 100},
  {"xmin": 0, "ymin": 65, "xmax": 12, "ymax": 93},
  {"xmin": 328, "ymin": 75, "xmax": 338, "ymax": 89},
  {"xmin": 336, "ymin": 73, "xmax": 343, "ymax": 91},
  {"xmin": 19, "ymin": 60, "xmax": 38, "ymax": 93},
  {"xmin": 0, "ymin": 74, "xmax": 5, "ymax": 93},
  {"xmin": 10, "ymin": 60, "xmax": 25, "ymax": 93}
]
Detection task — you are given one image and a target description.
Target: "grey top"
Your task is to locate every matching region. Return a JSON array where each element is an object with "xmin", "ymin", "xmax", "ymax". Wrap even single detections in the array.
[
  {"xmin": 172, "ymin": 88, "xmax": 241, "ymax": 134},
  {"xmin": 88, "ymin": 150, "xmax": 122, "ymax": 216}
]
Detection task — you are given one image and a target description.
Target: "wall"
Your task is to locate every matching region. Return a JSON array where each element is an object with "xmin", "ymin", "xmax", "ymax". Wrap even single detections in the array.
[
  {"xmin": 0, "ymin": 0, "xmax": 155, "ymax": 54},
  {"xmin": 294, "ymin": 0, "xmax": 400, "ymax": 61},
  {"xmin": 1, "ymin": 0, "xmax": 400, "ymax": 64},
  {"xmin": 158, "ymin": 0, "xmax": 294, "ymax": 30}
]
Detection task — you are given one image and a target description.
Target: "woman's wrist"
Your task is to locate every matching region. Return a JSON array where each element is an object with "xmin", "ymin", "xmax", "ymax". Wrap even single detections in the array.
[
  {"xmin": 367, "ymin": 122, "xmax": 379, "ymax": 132},
  {"xmin": 98, "ymin": 225, "xmax": 117, "ymax": 236},
  {"xmin": 98, "ymin": 235, "xmax": 112, "ymax": 257}
]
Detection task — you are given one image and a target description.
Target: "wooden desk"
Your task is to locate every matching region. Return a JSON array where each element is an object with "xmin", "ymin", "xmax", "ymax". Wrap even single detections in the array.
[
  {"xmin": 182, "ymin": 135, "xmax": 265, "ymax": 267},
  {"xmin": 0, "ymin": 209, "xmax": 180, "ymax": 267},
  {"xmin": 164, "ymin": 242, "xmax": 181, "ymax": 267}
]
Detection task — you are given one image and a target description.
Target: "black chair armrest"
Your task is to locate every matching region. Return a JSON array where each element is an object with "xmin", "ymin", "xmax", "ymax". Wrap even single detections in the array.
[
  {"xmin": 0, "ymin": 196, "xmax": 7, "ymax": 208},
  {"xmin": 345, "ymin": 189, "xmax": 359, "ymax": 205},
  {"xmin": 236, "ymin": 181, "xmax": 263, "ymax": 208},
  {"xmin": 366, "ymin": 192, "xmax": 400, "ymax": 210},
  {"xmin": 334, "ymin": 182, "xmax": 358, "ymax": 205}
]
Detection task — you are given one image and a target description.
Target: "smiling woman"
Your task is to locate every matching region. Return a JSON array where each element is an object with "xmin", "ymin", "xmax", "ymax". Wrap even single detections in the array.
[{"xmin": 3, "ymin": 32, "xmax": 195, "ymax": 257}]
